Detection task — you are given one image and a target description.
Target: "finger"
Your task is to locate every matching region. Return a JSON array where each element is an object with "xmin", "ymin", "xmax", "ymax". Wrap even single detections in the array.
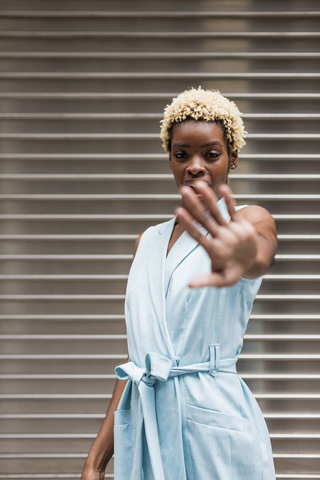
[
  {"xmin": 219, "ymin": 184, "xmax": 239, "ymax": 222},
  {"xmin": 175, "ymin": 206, "xmax": 216, "ymax": 252},
  {"xmin": 193, "ymin": 181, "xmax": 228, "ymax": 226},
  {"xmin": 189, "ymin": 265, "xmax": 244, "ymax": 289},
  {"xmin": 179, "ymin": 186, "xmax": 219, "ymax": 237}
]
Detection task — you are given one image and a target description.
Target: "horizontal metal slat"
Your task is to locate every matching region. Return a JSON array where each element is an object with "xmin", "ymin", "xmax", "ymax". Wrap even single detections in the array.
[
  {"xmin": 241, "ymin": 355, "xmax": 320, "ymax": 360},
  {"xmin": 0, "ymin": 414, "xmax": 105, "ymax": 418},
  {"xmin": 2, "ymin": 194, "xmax": 320, "ymax": 201},
  {"xmin": 2, "ymin": 433, "xmax": 320, "ymax": 440},
  {"xmin": 3, "ymin": 334, "xmax": 319, "ymax": 341},
  {"xmin": 263, "ymin": 275, "xmax": 320, "ymax": 280},
  {"xmin": 0, "ymin": 354, "xmax": 318, "ymax": 361},
  {"xmin": 0, "ymin": 133, "xmax": 319, "ymax": 141},
  {"xmin": 0, "ymin": 153, "xmax": 319, "ymax": 161},
  {"xmin": 2, "ymin": 432, "xmax": 320, "ymax": 439},
  {"xmin": 0, "ymin": 475, "xmax": 101, "ymax": 479},
  {"xmin": 0, "ymin": 354, "xmax": 126, "ymax": 359},
  {"xmin": 1, "ymin": 413, "xmax": 319, "ymax": 420},
  {"xmin": 1, "ymin": 112, "xmax": 320, "ymax": 120},
  {"xmin": 0, "ymin": 314, "xmax": 124, "ymax": 320},
  {"xmin": 0, "ymin": 153, "xmax": 167, "ymax": 160},
  {"xmin": 2, "ymin": 274, "xmax": 320, "ymax": 281},
  {"xmin": 1, "ymin": 294, "xmax": 320, "ymax": 301},
  {"xmin": 0, "ymin": 254, "xmax": 134, "ymax": 259},
  {"xmin": 0, "ymin": 434, "xmax": 95, "ymax": 438},
  {"xmin": 277, "ymin": 235, "xmax": 320, "ymax": 240},
  {"xmin": 0, "ymin": 275, "xmax": 129, "ymax": 280},
  {"xmin": 0, "ymin": 295, "xmax": 126, "ymax": 300},
  {"xmin": 0, "ymin": 335, "xmax": 126, "ymax": 339},
  {"xmin": 1, "ymin": 254, "xmax": 320, "ymax": 261},
  {"xmin": 0, "ymin": 475, "xmax": 109, "ymax": 479},
  {"xmin": 0, "ymin": 394, "xmax": 111, "ymax": 399},
  {"xmin": 0, "ymin": 314, "xmax": 317, "ymax": 322},
  {"xmin": 0, "ymin": 234, "xmax": 137, "ymax": 240},
  {"xmin": 1, "ymin": 52, "xmax": 320, "ymax": 60},
  {"xmin": 0, "ymin": 72, "xmax": 320, "ymax": 79},
  {"xmin": 1, "ymin": 373, "xmax": 320, "ymax": 380},
  {"xmin": 241, "ymin": 374, "xmax": 320, "ymax": 379},
  {"xmin": 1, "ymin": 215, "xmax": 320, "ymax": 222},
  {"xmin": 274, "ymin": 255, "xmax": 320, "ymax": 259},
  {"xmin": 0, "ymin": 31, "xmax": 320, "ymax": 38},
  {"xmin": 0, "ymin": 215, "xmax": 173, "ymax": 221},
  {"xmin": 1, "ymin": 10, "xmax": 320, "ymax": 18},
  {"xmin": 255, "ymin": 394, "xmax": 320, "ymax": 399},
  {"xmin": 2, "ymin": 173, "xmax": 320, "ymax": 180},
  {"xmin": 0, "ymin": 234, "xmax": 319, "ymax": 242},
  {"xmin": 0, "ymin": 374, "xmax": 117, "ymax": 379},
  {"xmin": 1, "ymin": 92, "xmax": 320, "ymax": 100},
  {"xmin": 0, "ymin": 453, "xmax": 87, "ymax": 458}
]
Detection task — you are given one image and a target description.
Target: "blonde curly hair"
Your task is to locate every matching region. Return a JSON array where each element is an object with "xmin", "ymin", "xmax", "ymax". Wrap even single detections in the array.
[{"xmin": 160, "ymin": 87, "xmax": 246, "ymax": 154}]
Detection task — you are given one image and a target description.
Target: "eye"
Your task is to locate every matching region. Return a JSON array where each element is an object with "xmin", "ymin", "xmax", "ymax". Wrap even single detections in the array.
[
  {"xmin": 206, "ymin": 151, "xmax": 221, "ymax": 159},
  {"xmin": 173, "ymin": 151, "xmax": 188, "ymax": 160}
]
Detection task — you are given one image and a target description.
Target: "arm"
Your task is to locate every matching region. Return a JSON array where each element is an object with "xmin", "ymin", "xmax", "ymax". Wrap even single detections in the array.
[
  {"xmin": 81, "ymin": 378, "xmax": 128, "ymax": 479},
  {"xmin": 236, "ymin": 203, "xmax": 277, "ymax": 279},
  {"xmin": 81, "ymin": 233, "xmax": 144, "ymax": 479},
  {"xmin": 176, "ymin": 182, "xmax": 277, "ymax": 288}
]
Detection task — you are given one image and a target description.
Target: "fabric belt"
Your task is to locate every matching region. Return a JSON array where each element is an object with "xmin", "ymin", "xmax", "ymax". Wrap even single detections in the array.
[{"xmin": 115, "ymin": 345, "xmax": 237, "ymax": 480}]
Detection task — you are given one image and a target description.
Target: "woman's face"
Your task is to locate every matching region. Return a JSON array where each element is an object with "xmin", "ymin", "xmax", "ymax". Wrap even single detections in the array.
[{"xmin": 169, "ymin": 120, "xmax": 238, "ymax": 200}]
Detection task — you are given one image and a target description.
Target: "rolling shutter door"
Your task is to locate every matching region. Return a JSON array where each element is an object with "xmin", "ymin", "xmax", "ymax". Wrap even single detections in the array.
[{"xmin": 0, "ymin": 1, "xmax": 320, "ymax": 479}]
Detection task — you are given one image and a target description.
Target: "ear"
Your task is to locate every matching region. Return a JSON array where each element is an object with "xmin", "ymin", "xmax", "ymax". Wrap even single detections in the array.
[
  {"xmin": 228, "ymin": 151, "xmax": 239, "ymax": 170},
  {"xmin": 169, "ymin": 155, "xmax": 172, "ymax": 170}
]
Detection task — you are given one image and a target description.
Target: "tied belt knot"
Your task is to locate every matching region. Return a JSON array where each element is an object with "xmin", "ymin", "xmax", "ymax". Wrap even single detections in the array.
[{"xmin": 115, "ymin": 345, "xmax": 237, "ymax": 480}]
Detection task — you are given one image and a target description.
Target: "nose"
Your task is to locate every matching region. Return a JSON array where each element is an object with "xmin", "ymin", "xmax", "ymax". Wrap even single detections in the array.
[{"xmin": 187, "ymin": 156, "xmax": 206, "ymax": 177}]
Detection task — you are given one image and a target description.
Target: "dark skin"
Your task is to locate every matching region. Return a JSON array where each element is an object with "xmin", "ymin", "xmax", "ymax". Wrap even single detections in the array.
[
  {"xmin": 80, "ymin": 119, "xmax": 277, "ymax": 479},
  {"xmin": 169, "ymin": 120, "xmax": 277, "ymax": 286}
]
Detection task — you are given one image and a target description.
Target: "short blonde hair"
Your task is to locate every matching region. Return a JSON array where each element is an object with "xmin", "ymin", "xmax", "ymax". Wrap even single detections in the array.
[{"xmin": 160, "ymin": 87, "xmax": 246, "ymax": 154}]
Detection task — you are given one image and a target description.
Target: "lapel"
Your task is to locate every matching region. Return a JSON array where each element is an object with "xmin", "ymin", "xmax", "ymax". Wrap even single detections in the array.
[
  {"xmin": 145, "ymin": 198, "xmax": 227, "ymax": 360},
  {"xmin": 165, "ymin": 229, "xmax": 200, "ymax": 295},
  {"xmin": 147, "ymin": 219, "xmax": 176, "ymax": 359},
  {"xmin": 164, "ymin": 198, "xmax": 227, "ymax": 294}
]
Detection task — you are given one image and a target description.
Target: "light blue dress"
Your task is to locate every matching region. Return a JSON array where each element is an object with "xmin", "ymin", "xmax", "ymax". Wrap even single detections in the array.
[{"xmin": 114, "ymin": 199, "xmax": 275, "ymax": 480}]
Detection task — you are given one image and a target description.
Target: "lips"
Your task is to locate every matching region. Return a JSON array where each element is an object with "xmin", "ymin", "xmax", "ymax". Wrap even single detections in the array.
[{"xmin": 183, "ymin": 179, "xmax": 212, "ymax": 189}]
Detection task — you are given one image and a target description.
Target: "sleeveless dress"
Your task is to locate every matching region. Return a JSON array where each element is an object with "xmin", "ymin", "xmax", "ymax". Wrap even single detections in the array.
[{"xmin": 114, "ymin": 198, "xmax": 275, "ymax": 480}]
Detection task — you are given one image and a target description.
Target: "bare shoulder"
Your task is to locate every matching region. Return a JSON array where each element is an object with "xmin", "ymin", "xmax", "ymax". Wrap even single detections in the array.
[
  {"xmin": 134, "ymin": 232, "xmax": 145, "ymax": 256},
  {"xmin": 237, "ymin": 205, "xmax": 277, "ymax": 247},
  {"xmin": 237, "ymin": 204, "xmax": 274, "ymax": 224}
]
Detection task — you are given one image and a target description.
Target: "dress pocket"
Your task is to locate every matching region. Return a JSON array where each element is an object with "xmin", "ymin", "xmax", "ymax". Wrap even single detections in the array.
[
  {"xmin": 185, "ymin": 404, "xmax": 240, "ymax": 479},
  {"xmin": 185, "ymin": 404, "xmax": 261, "ymax": 480},
  {"xmin": 186, "ymin": 403, "xmax": 244, "ymax": 432},
  {"xmin": 114, "ymin": 408, "xmax": 133, "ymax": 480}
]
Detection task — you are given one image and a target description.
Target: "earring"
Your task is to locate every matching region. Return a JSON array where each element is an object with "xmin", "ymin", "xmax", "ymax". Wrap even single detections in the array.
[{"xmin": 230, "ymin": 164, "xmax": 236, "ymax": 169}]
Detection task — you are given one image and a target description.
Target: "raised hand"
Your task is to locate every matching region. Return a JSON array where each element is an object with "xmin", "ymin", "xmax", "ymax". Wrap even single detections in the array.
[{"xmin": 175, "ymin": 181, "xmax": 266, "ymax": 288}]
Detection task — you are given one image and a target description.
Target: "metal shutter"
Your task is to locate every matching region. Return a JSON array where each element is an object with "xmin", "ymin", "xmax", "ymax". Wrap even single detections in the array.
[{"xmin": 1, "ymin": 1, "xmax": 320, "ymax": 479}]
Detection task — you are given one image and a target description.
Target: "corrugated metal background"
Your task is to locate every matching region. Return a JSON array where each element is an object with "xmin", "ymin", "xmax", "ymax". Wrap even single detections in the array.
[{"xmin": 0, "ymin": 1, "xmax": 320, "ymax": 479}]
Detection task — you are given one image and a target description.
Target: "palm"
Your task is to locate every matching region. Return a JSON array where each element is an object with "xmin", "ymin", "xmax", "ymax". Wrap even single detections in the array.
[{"xmin": 176, "ymin": 182, "xmax": 257, "ymax": 288}]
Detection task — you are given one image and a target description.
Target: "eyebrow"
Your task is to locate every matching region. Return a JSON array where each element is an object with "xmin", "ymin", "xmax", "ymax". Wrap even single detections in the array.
[
  {"xmin": 172, "ymin": 141, "xmax": 223, "ymax": 148},
  {"xmin": 172, "ymin": 143, "xmax": 190, "ymax": 148},
  {"xmin": 201, "ymin": 141, "xmax": 223, "ymax": 148}
]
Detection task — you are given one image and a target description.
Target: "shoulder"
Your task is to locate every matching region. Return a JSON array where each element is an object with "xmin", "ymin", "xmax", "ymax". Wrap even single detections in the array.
[
  {"xmin": 237, "ymin": 204, "xmax": 274, "ymax": 225},
  {"xmin": 133, "ymin": 219, "xmax": 174, "ymax": 256},
  {"xmin": 134, "ymin": 232, "xmax": 145, "ymax": 256},
  {"xmin": 237, "ymin": 205, "xmax": 277, "ymax": 248}
]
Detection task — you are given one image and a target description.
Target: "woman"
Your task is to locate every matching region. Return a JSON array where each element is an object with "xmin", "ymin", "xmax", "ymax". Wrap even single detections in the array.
[{"xmin": 81, "ymin": 87, "xmax": 277, "ymax": 480}]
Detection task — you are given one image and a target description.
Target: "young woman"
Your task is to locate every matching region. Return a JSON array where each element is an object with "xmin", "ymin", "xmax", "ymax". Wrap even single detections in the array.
[{"xmin": 81, "ymin": 87, "xmax": 277, "ymax": 480}]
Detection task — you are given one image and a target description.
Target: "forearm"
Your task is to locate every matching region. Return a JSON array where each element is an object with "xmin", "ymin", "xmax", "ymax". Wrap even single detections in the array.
[
  {"xmin": 83, "ymin": 378, "xmax": 128, "ymax": 473},
  {"xmin": 243, "ymin": 230, "xmax": 277, "ymax": 279}
]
